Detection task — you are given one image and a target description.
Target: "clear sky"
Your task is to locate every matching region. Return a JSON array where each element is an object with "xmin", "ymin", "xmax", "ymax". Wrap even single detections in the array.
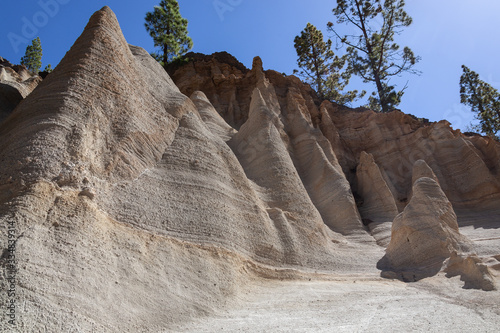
[{"xmin": 1, "ymin": 0, "xmax": 500, "ymax": 132}]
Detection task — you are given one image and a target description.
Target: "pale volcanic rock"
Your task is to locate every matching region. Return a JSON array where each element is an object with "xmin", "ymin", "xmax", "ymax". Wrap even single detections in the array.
[
  {"xmin": 356, "ymin": 151, "xmax": 398, "ymax": 246},
  {"xmin": 0, "ymin": 6, "xmax": 190, "ymax": 189},
  {"xmin": 318, "ymin": 101, "xmax": 354, "ymax": 176},
  {"xmin": 322, "ymin": 106, "xmax": 500, "ymax": 211},
  {"xmin": 356, "ymin": 151, "xmax": 399, "ymax": 221},
  {"xmin": 171, "ymin": 48, "xmax": 500, "ymax": 215},
  {"xmin": 228, "ymin": 86, "xmax": 333, "ymax": 254},
  {"xmin": 171, "ymin": 52, "xmax": 253, "ymax": 129},
  {"xmin": 445, "ymin": 252, "xmax": 498, "ymax": 291},
  {"xmin": 0, "ymin": 57, "xmax": 33, "ymax": 81},
  {"xmin": 284, "ymin": 88, "xmax": 366, "ymax": 238},
  {"xmin": 466, "ymin": 134, "xmax": 500, "ymax": 178},
  {"xmin": 0, "ymin": 7, "xmax": 381, "ymax": 331},
  {"xmin": 171, "ymin": 53, "xmax": 321, "ymax": 130},
  {"xmin": 412, "ymin": 159, "xmax": 440, "ymax": 184},
  {"xmin": 0, "ymin": 60, "xmax": 42, "ymax": 122},
  {"xmin": 406, "ymin": 158, "xmax": 441, "ymax": 202},
  {"xmin": 190, "ymin": 90, "xmax": 236, "ymax": 141},
  {"xmin": 380, "ymin": 161, "xmax": 472, "ymax": 281},
  {"xmin": 0, "ymin": 6, "xmax": 500, "ymax": 332},
  {"xmin": 173, "ymin": 53, "xmax": 366, "ymax": 239},
  {"xmin": 0, "ymin": 6, "xmax": 238, "ymax": 331}
]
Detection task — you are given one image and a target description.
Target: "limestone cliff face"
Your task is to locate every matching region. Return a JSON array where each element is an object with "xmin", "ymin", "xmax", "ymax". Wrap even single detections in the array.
[{"xmin": 0, "ymin": 6, "xmax": 499, "ymax": 332}]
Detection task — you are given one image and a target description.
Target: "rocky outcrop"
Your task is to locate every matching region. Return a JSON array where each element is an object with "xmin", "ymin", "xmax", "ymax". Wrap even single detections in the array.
[
  {"xmin": 171, "ymin": 51, "xmax": 253, "ymax": 129},
  {"xmin": 172, "ymin": 53, "xmax": 500, "ymax": 215},
  {"xmin": 0, "ymin": 7, "xmax": 220, "ymax": 331},
  {"xmin": 0, "ymin": 6, "xmax": 499, "ymax": 332},
  {"xmin": 0, "ymin": 7, "xmax": 374, "ymax": 331},
  {"xmin": 379, "ymin": 170, "xmax": 471, "ymax": 281},
  {"xmin": 445, "ymin": 252, "xmax": 498, "ymax": 291},
  {"xmin": 171, "ymin": 51, "xmax": 500, "ymax": 246},
  {"xmin": 320, "ymin": 107, "xmax": 500, "ymax": 211},
  {"xmin": 378, "ymin": 160, "xmax": 498, "ymax": 290},
  {"xmin": 0, "ymin": 59, "xmax": 42, "ymax": 123},
  {"xmin": 171, "ymin": 53, "xmax": 321, "ymax": 130},
  {"xmin": 356, "ymin": 151, "xmax": 398, "ymax": 246},
  {"xmin": 411, "ymin": 159, "xmax": 440, "ymax": 184}
]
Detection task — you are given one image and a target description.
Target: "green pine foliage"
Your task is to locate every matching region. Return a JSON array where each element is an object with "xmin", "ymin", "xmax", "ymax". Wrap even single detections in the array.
[
  {"xmin": 145, "ymin": 0, "xmax": 193, "ymax": 66},
  {"xmin": 460, "ymin": 65, "xmax": 500, "ymax": 139},
  {"xmin": 328, "ymin": 0, "xmax": 420, "ymax": 112},
  {"xmin": 44, "ymin": 64, "xmax": 53, "ymax": 73},
  {"xmin": 294, "ymin": 23, "xmax": 364, "ymax": 105},
  {"xmin": 21, "ymin": 37, "xmax": 43, "ymax": 74}
]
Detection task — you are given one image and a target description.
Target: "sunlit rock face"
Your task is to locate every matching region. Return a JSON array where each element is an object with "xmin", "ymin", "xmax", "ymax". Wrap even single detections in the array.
[{"xmin": 0, "ymin": 6, "xmax": 499, "ymax": 332}]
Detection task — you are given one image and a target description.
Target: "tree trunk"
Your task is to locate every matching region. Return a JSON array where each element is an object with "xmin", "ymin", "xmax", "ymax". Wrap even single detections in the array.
[
  {"xmin": 373, "ymin": 68, "xmax": 387, "ymax": 112},
  {"xmin": 310, "ymin": 36, "xmax": 323, "ymax": 98},
  {"xmin": 354, "ymin": 0, "xmax": 387, "ymax": 112},
  {"xmin": 163, "ymin": 44, "xmax": 168, "ymax": 66}
]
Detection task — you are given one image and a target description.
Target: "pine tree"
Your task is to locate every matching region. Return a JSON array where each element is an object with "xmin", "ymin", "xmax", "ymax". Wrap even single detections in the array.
[
  {"xmin": 21, "ymin": 37, "xmax": 43, "ymax": 74},
  {"xmin": 145, "ymin": 0, "xmax": 193, "ymax": 66},
  {"xmin": 327, "ymin": 0, "xmax": 420, "ymax": 112},
  {"xmin": 294, "ymin": 23, "xmax": 363, "ymax": 105},
  {"xmin": 460, "ymin": 65, "xmax": 500, "ymax": 138},
  {"xmin": 44, "ymin": 64, "xmax": 53, "ymax": 73}
]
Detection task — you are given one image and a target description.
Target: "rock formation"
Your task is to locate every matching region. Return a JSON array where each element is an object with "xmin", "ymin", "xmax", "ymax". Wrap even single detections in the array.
[
  {"xmin": 0, "ymin": 58, "xmax": 42, "ymax": 122},
  {"xmin": 0, "ymin": 6, "xmax": 499, "ymax": 332},
  {"xmin": 445, "ymin": 252, "xmax": 498, "ymax": 291},
  {"xmin": 355, "ymin": 151, "xmax": 398, "ymax": 246},
  {"xmin": 379, "ymin": 160, "xmax": 498, "ymax": 290},
  {"xmin": 379, "ymin": 160, "xmax": 472, "ymax": 281},
  {"xmin": 172, "ymin": 50, "xmax": 500, "ymax": 215},
  {"xmin": 0, "ymin": 7, "xmax": 371, "ymax": 331}
]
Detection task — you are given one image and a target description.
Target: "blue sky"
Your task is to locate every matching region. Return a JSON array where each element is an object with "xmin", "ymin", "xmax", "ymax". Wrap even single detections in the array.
[{"xmin": 1, "ymin": 0, "xmax": 500, "ymax": 132}]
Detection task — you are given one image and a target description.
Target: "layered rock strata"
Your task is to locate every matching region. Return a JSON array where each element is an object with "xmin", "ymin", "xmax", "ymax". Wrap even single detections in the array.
[
  {"xmin": 0, "ymin": 7, "xmax": 373, "ymax": 331},
  {"xmin": 0, "ymin": 58, "xmax": 42, "ymax": 122},
  {"xmin": 0, "ymin": 5, "xmax": 499, "ymax": 331}
]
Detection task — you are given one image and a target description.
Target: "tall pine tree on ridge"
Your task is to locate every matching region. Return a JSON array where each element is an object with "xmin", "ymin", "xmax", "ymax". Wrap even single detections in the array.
[
  {"xmin": 21, "ymin": 37, "xmax": 43, "ymax": 74},
  {"xmin": 145, "ymin": 0, "xmax": 193, "ymax": 67},
  {"xmin": 294, "ymin": 23, "xmax": 363, "ymax": 105},
  {"xmin": 460, "ymin": 65, "xmax": 500, "ymax": 139},
  {"xmin": 328, "ymin": 0, "xmax": 420, "ymax": 112}
]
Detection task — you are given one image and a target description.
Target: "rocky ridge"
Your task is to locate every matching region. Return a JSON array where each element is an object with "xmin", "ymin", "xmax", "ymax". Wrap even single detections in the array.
[{"xmin": 171, "ymin": 46, "xmax": 500, "ymax": 289}]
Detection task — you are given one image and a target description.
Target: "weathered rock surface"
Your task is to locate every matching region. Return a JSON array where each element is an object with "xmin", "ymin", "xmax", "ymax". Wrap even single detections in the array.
[
  {"xmin": 445, "ymin": 252, "xmax": 498, "ymax": 291},
  {"xmin": 0, "ymin": 6, "xmax": 372, "ymax": 331},
  {"xmin": 172, "ymin": 51, "xmax": 500, "ymax": 215},
  {"xmin": 378, "ymin": 160, "xmax": 497, "ymax": 290},
  {"xmin": 411, "ymin": 159, "xmax": 440, "ymax": 184},
  {"xmin": 0, "ymin": 6, "xmax": 499, "ymax": 332},
  {"xmin": 356, "ymin": 151, "xmax": 398, "ymax": 246},
  {"xmin": 0, "ymin": 59, "xmax": 42, "ymax": 122},
  {"xmin": 321, "ymin": 108, "xmax": 500, "ymax": 211},
  {"xmin": 379, "ymin": 172, "xmax": 470, "ymax": 281},
  {"xmin": 171, "ymin": 52, "xmax": 321, "ymax": 130}
]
